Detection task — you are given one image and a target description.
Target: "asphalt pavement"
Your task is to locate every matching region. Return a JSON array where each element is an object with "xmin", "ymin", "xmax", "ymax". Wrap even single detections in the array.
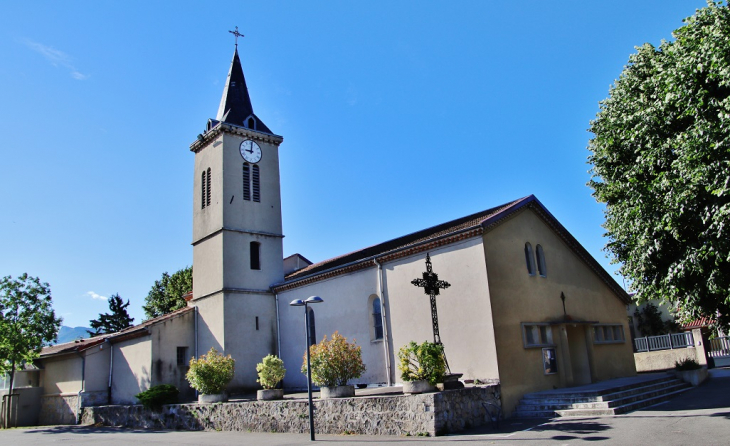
[{"xmin": 2, "ymin": 368, "xmax": 729, "ymax": 445}]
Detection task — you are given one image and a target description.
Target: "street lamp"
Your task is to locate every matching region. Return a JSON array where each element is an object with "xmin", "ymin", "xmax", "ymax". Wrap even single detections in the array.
[{"xmin": 290, "ymin": 295, "xmax": 324, "ymax": 441}]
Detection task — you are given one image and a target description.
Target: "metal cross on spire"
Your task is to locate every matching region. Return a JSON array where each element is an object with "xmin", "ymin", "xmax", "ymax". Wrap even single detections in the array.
[
  {"xmin": 229, "ymin": 26, "xmax": 244, "ymax": 48},
  {"xmin": 411, "ymin": 253, "xmax": 451, "ymax": 345}
]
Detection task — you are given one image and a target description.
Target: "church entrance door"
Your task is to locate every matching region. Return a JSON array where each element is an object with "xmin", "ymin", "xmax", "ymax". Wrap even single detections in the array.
[{"xmin": 566, "ymin": 325, "xmax": 592, "ymax": 386}]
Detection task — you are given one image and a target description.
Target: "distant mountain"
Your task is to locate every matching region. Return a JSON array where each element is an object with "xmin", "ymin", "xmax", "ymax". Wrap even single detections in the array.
[{"xmin": 54, "ymin": 326, "xmax": 92, "ymax": 345}]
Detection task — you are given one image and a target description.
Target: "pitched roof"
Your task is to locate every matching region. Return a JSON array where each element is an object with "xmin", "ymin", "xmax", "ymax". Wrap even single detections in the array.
[
  {"xmin": 216, "ymin": 48, "xmax": 272, "ymax": 134},
  {"xmin": 284, "ymin": 196, "xmax": 527, "ymax": 282},
  {"xmin": 277, "ymin": 195, "xmax": 630, "ymax": 303},
  {"xmin": 39, "ymin": 306, "xmax": 194, "ymax": 358}
]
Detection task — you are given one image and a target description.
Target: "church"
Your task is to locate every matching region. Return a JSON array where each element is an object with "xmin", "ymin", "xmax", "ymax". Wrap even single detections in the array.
[{"xmin": 32, "ymin": 42, "xmax": 636, "ymax": 424}]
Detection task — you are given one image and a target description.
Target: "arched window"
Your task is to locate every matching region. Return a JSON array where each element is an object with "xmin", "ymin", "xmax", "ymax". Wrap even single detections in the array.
[
  {"xmin": 536, "ymin": 244, "xmax": 547, "ymax": 277},
  {"xmin": 252, "ymin": 164, "xmax": 260, "ymax": 202},
  {"xmin": 206, "ymin": 168, "xmax": 211, "ymax": 207},
  {"xmin": 246, "ymin": 117, "xmax": 255, "ymax": 129},
  {"xmin": 524, "ymin": 242, "xmax": 536, "ymax": 275},
  {"xmin": 250, "ymin": 241, "xmax": 261, "ymax": 270},
  {"xmin": 307, "ymin": 308, "xmax": 316, "ymax": 346},
  {"xmin": 201, "ymin": 171, "xmax": 207, "ymax": 209},
  {"xmin": 242, "ymin": 163, "xmax": 251, "ymax": 201},
  {"xmin": 372, "ymin": 297, "xmax": 383, "ymax": 340}
]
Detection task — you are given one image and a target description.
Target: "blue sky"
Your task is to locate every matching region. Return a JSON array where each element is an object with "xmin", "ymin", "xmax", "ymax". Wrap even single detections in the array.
[{"xmin": 0, "ymin": 1, "xmax": 709, "ymax": 328}]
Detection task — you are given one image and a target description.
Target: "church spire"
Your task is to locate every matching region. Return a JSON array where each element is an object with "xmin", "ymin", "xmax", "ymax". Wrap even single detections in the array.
[{"xmin": 215, "ymin": 34, "xmax": 272, "ymax": 133}]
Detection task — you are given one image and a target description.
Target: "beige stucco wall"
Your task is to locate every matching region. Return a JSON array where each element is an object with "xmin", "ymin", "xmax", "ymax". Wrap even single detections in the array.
[
  {"xmin": 111, "ymin": 336, "xmax": 151, "ymax": 405},
  {"xmin": 39, "ymin": 355, "xmax": 83, "ymax": 395},
  {"xmin": 223, "ymin": 293, "xmax": 278, "ymax": 391},
  {"xmin": 385, "ymin": 238, "xmax": 500, "ymax": 383},
  {"xmin": 482, "ymin": 208, "xmax": 636, "ymax": 416},
  {"xmin": 634, "ymin": 348, "xmax": 698, "ymax": 372},
  {"xmin": 278, "ymin": 267, "xmax": 385, "ymax": 389},
  {"xmin": 150, "ymin": 310, "xmax": 196, "ymax": 400}
]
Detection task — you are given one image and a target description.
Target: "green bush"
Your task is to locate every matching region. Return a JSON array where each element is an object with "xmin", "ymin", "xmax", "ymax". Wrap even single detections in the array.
[
  {"xmin": 135, "ymin": 384, "xmax": 179, "ymax": 410},
  {"xmin": 301, "ymin": 331, "xmax": 366, "ymax": 387},
  {"xmin": 675, "ymin": 358, "xmax": 701, "ymax": 371},
  {"xmin": 256, "ymin": 354, "xmax": 286, "ymax": 389},
  {"xmin": 397, "ymin": 341, "xmax": 446, "ymax": 386},
  {"xmin": 185, "ymin": 347, "xmax": 235, "ymax": 395}
]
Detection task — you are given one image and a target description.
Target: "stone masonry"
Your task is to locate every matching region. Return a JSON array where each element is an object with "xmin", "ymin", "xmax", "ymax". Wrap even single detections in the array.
[{"xmin": 82, "ymin": 385, "xmax": 500, "ymax": 437}]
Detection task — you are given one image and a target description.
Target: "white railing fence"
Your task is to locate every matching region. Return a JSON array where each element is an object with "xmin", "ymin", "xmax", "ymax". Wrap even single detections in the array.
[
  {"xmin": 708, "ymin": 336, "xmax": 730, "ymax": 358},
  {"xmin": 633, "ymin": 332, "xmax": 694, "ymax": 352}
]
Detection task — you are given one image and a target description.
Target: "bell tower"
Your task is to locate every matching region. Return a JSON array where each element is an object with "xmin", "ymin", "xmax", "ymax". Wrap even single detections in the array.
[{"xmin": 189, "ymin": 36, "xmax": 284, "ymax": 391}]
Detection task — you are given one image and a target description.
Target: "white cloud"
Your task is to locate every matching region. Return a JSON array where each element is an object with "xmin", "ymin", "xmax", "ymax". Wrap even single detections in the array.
[
  {"xmin": 23, "ymin": 39, "xmax": 89, "ymax": 81},
  {"xmin": 86, "ymin": 291, "xmax": 107, "ymax": 300}
]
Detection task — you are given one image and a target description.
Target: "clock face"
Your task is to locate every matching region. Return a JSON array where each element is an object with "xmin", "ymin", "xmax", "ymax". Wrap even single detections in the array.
[{"xmin": 240, "ymin": 140, "xmax": 262, "ymax": 163}]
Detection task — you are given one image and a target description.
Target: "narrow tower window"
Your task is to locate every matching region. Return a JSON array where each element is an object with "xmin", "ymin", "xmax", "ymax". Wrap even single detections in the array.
[
  {"xmin": 206, "ymin": 168, "xmax": 212, "ymax": 207},
  {"xmin": 372, "ymin": 297, "xmax": 383, "ymax": 340},
  {"xmin": 250, "ymin": 241, "xmax": 261, "ymax": 270},
  {"xmin": 524, "ymin": 243, "xmax": 536, "ymax": 275},
  {"xmin": 536, "ymin": 244, "xmax": 547, "ymax": 277},
  {"xmin": 242, "ymin": 163, "xmax": 251, "ymax": 201},
  {"xmin": 252, "ymin": 164, "xmax": 260, "ymax": 202},
  {"xmin": 246, "ymin": 117, "xmax": 255, "ymax": 129},
  {"xmin": 201, "ymin": 171, "xmax": 207, "ymax": 209}
]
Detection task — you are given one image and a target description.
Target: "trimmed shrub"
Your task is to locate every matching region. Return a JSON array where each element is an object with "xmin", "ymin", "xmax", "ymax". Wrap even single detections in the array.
[
  {"xmin": 301, "ymin": 331, "xmax": 366, "ymax": 387},
  {"xmin": 256, "ymin": 354, "xmax": 286, "ymax": 389},
  {"xmin": 186, "ymin": 347, "xmax": 235, "ymax": 395},
  {"xmin": 398, "ymin": 341, "xmax": 446, "ymax": 386},
  {"xmin": 135, "ymin": 384, "xmax": 179, "ymax": 410}
]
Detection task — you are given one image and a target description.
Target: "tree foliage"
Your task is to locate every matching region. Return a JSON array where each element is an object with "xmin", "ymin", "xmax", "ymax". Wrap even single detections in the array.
[
  {"xmin": 0, "ymin": 274, "xmax": 61, "ymax": 395},
  {"xmin": 142, "ymin": 266, "xmax": 192, "ymax": 320},
  {"xmin": 634, "ymin": 303, "xmax": 680, "ymax": 337},
  {"xmin": 588, "ymin": 2, "xmax": 730, "ymax": 327},
  {"xmin": 88, "ymin": 293, "xmax": 134, "ymax": 336}
]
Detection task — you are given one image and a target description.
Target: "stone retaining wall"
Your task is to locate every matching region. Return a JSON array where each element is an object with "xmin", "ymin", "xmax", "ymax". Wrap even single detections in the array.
[
  {"xmin": 82, "ymin": 385, "xmax": 500, "ymax": 437},
  {"xmin": 39, "ymin": 394, "xmax": 80, "ymax": 426}
]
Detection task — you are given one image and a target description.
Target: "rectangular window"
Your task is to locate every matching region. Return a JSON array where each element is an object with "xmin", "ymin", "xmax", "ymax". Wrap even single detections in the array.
[
  {"xmin": 543, "ymin": 348, "xmax": 557, "ymax": 375},
  {"xmin": 593, "ymin": 324, "xmax": 625, "ymax": 344},
  {"xmin": 177, "ymin": 346, "xmax": 189, "ymax": 366},
  {"xmin": 522, "ymin": 323, "xmax": 554, "ymax": 348},
  {"xmin": 243, "ymin": 164, "xmax": 251, "ymax": 201},
  {"xmin": 250, "ymin": 241, "xmax": 261, "ymax": 270}
]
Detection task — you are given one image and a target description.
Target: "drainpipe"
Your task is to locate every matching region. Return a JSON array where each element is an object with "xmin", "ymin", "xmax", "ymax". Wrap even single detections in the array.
[
  {"xmin": 274, "ymin": 290, "xmax": 282, "ymax": 358},
  {"xmin": 75, "ymin": 352, "xmax": 86, "ymax": 424},
  {"xmin": 374, "ymin": 259, "xmax": 392, "ymax": 386},
  {"xmin": 107, "ymin": 340, "xmax": 113, "ymax": 404},
  {"xmin": 194, "ymin": 306, "xmax": 199, "ymax": 359}
]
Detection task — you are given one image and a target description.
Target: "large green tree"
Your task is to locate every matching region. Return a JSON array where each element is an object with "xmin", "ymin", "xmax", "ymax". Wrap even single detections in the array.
[
  {"xmin": 88, "ymin": 293, "xmax": 134, "ymax": 336},
  {"xmin": 0, "ymin": 274, "xmax": 61, "ymax": 397},
  {"xmin": 142, "ymin": 266, "xmax": 192, "ymax": 319},
  {"xmin": 588, "ymin": 2, "xmax": 730, "ymax": 327}
]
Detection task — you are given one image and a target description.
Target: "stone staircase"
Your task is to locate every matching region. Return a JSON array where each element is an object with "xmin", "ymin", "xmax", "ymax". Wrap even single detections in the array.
[{"xmin": 512, "ymin": 374, "xmax": 691, "ymax": 418}]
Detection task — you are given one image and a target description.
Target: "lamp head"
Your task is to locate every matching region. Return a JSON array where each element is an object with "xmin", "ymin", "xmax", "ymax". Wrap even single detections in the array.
[
  {"xmin": 305, "ymin": 296, "xmax": 324, "ymax": 304},
  {"xmin": 289, "ymin": 299, "xmax": 305, "ymax": 307}
]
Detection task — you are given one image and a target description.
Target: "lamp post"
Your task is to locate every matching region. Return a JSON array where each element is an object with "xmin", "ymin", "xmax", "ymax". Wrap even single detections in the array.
[{"xmin": 290, "ymin": 295, "xmax": 324, "ymax": 441}]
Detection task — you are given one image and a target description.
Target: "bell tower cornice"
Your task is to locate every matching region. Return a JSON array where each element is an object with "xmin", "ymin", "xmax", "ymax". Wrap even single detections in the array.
[{"xmin": 190, "ymin": 122, "xmax": 283, "ymax": 153}]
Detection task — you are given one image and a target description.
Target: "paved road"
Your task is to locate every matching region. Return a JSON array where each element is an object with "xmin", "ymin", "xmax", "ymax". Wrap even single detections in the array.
[{"xmin": 3, "ymin": 368, "xmax": 729, "ymax": 445}]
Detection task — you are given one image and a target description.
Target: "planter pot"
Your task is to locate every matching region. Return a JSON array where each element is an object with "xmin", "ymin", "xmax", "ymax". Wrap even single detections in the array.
[
  {"xmin": 198, "ymin": 393, "xmax": 227, "ymax": 404},
  {"xmin": 320, "ymin": 385, "xmax": 355, "ymax": 399},
  {"xmin": 675, "ymin": 367, "xmax": 708, "ymax": 386},
  {"xmin": 257, "ymin": 389, "xmax": 284, "ymax": 401},
  {"xmin": 402, "ymin": 380, "xmax": 437, "ymax": 395}
]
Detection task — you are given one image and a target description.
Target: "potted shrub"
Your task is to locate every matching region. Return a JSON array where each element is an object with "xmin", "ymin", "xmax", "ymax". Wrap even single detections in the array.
[
  {"xmin": 301, "ymin": 331, "xmax": 366, "ymax": 398},
  {"xmin": 256, "ymin": 354, "xmax": 286, "ymax": 400},
  {"xmin": 186, "ymin": 347, "xmax": 235, "ymax": 403},
  {"xmin": 674, "ymin": 358, "xmax": 708, "ymax": 386},
  {"xmin": 397, "ymin": 341, "xmax": 446, "ymax": 394}
]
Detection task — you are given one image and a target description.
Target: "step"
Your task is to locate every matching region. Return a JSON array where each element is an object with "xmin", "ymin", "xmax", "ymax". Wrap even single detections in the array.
[
  {"xmin": 519, "ymin": 381, "xmax": 689, "ymax": 411},
  {"xmin": 520, "ymin": 376, "xmax": 676, "ymax": 401},
  {"xmin": 554, "ymin": 386, "xmax": 691, "ymax": 417}
]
